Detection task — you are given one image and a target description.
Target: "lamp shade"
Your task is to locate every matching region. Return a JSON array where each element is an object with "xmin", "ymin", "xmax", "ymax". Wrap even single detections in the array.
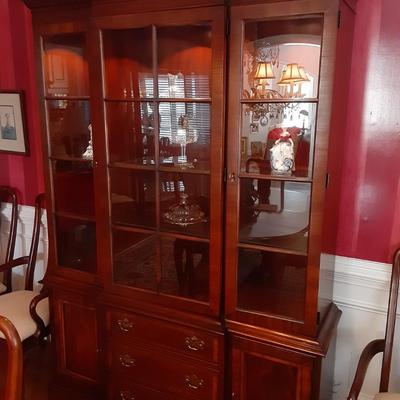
[
  {"xmin": 298, "ymin": 66, "xmax": 310, "ymax": 82},
  {"xmin": 255, "ymin": 62, "xmax": 275, "ymax": 79},
  {"xmin": 277, "ymin": 63, "xmax": 304, "ymax": 84}
]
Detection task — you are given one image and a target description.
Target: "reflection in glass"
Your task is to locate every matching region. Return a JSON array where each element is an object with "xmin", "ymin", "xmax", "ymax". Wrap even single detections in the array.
[
  {"xmin": 243, "ymin": 18, "xmax": 322, "ymax": 100},
  {"xmin": 239, "ymin": 180, "xmax": 310, "ymax": 254},
  {"xmin": 159, "ymin": 102, "xmax": 210, "ymax": 169},
  {"xmin": 43, "ymin": 33, "xmax": 89, "ymax": 97},
  {"xmin": 160, "ymin": 236, "xmax": 209, "ymax": 302},
  {"xmin": 241, "ymin": 103, "xmax": 316, "ymax": 178},
  {"xmin": 47, "ymin": 100, "xmax": 91, "ymax": 159},
  {"xmin": 102, "ymin": 27, "xmax": 154, "ymax": 99},
  {"xmin": 53, "ymin": 160, "xmax": 94, "ymax": 217},
  {"xmin": 107, "ymin": 101, "xmax": 155, "ymax": 164},
  {"xmin": 110, "ymin": 169, "xmax": 156, "ymax": 228},
  {"xmin": 237, "ymin": 248, "xmax": 306, "ymax": 321},
  {"xmin": 55, "ymin": 216, "xmax": 97, "ymax": 273},
  {"xmin": 157, "ymin": 25, "xmax": 211, "ymax": 99},
  {"xmin": 160, "ymin": 172, "xmax": 210, "ymax": 237},
  {"xmin": 112, "ymin": 229, "xmax": 157, "ymax": 291}
]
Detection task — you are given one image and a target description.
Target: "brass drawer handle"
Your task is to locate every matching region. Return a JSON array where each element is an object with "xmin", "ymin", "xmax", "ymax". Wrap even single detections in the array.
[
  {"xmin": 185, "ymin": 374, "xmax": 204, "ymax": 390},
  {"xmin": 119, "ymin": 354, "xmax": 136, "ymax": 368},
  {"xmin": 118, "ymin": 318, "xmax": 134, "ymax": 332},
  {"xmin": 120, "ymin": 390, "xmax": 135, "ymax": 400},
  {"xmin": 185, "ymin": 336, "xmax": 205, "ymax": 352}
]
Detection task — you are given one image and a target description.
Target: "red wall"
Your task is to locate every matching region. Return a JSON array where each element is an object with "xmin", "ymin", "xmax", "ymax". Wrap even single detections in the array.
[
  {"xmin": 335, "ymin": 0, "xmax": 400, "ymax": 263},
  {"xmin": 1, "ymin": 0, "xmax": 399, "ymax": 263},
  {"xmin": 0, "ymin": 0, "xmax": 44, "ymax": 205}
]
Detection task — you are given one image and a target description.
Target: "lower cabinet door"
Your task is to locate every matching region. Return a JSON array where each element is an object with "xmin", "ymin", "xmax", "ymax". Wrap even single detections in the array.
[
  {"xmin": 52, "ymin": 289, "xmax": 100, "ymax": 384},
  {"xmin": 231, "ymin": 336, "xmax": 315, "ymax": 400}
]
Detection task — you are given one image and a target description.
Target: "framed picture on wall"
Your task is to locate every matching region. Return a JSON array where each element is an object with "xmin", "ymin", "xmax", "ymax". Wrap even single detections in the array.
[{"xmin": 0, "ymin": 91, "xmax": 29, "ymax": 155}]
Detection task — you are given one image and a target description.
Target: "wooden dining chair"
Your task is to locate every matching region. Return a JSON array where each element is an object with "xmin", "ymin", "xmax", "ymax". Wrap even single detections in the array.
[
  {"xmin": 347, "ymin": 247, "xmax": 400, "ymax": 400},
  {"xmin": 0, "ymin": 316, "xmax": 23, "ymax": 400},
  {"xmin": 0, "ymin": 194, "xmax": 49, "ymax": 344},
  {"xmin": 0, "ymin": 186, "xmax": 18, "ymax": 294}
]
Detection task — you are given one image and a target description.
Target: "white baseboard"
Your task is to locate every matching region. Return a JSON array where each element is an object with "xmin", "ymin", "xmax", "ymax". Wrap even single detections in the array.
[
  {"xmin": 322, "ymin": 253, "xmax": 400, "ymax": 400},
  {"xmin": 0, "ymin": 202, "xmax": 47, "ymax": 291}
]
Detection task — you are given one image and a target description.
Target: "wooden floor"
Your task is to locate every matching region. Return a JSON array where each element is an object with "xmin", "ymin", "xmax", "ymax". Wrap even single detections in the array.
[{"xmin": 0, "ymin": 341, "xmax": 98, "ymax": 400}]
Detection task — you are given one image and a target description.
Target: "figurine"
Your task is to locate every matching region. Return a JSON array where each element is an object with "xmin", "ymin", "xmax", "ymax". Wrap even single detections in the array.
[
  {"xmin": 270, "ymin": 130, "xmax": 294, "ymax": 174},
  {"xmin": 82, "ymin": 123, "xmax": 93, "ymax": 160}
]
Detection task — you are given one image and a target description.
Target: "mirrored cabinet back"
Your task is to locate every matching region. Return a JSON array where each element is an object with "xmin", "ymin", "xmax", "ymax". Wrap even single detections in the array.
[{"xmin": 23, "ymin": 0, "xmax": 357, "ymax": 398}]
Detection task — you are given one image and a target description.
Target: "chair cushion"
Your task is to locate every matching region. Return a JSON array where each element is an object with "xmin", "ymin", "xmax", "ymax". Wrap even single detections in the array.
[
  {"xmin": 0, "ymin": 283, "xmax": 6, "ymax": 294},
  {"xmin": 374, "ymin": 394, "xmax": 400, "ymax": 400},
  {"xmin": 0, "ymin": 290, "xmax": 49, "ymax": 341}
]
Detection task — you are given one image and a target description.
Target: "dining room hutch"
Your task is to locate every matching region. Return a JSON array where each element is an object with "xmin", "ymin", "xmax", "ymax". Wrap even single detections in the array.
[{"xmin": 23, "ymin": 0, "xmax": 357, "ymax": 398}]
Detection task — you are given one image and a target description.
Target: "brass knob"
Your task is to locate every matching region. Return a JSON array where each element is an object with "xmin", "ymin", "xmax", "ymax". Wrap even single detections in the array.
[
  {"xmin": 185, "ymin": 336, "xmax": 205, "ymax": 352},
  {"xmin": 119, "ymin": 354, "xmax": 136, "ymax": 368},
  {"xmin": 120, "ymin": 390, "xmax": 135, "ymax": 400},
  {"xmin": 185, "ymin": 374, "xmax": 204, "ymax": 390},
  {"xmin": 228, "ymin": 172, "xmax": 236, "ymax": 183},
  {"xmin": 117, "ymin": 318, "xmax": 134, "ymax": 332}
]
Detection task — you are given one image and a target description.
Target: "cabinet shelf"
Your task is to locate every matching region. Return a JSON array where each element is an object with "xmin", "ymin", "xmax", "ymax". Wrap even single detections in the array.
[
  {"xmin": 45, "ymin": 96, "xmax": 90, "ymax": 101},
  {"xmin": 50, "ymin": 156, "xmax": 94, "ymax": 163},
  {"xmin": 104, "ymin": 97, "xmax": 212, "ymax": 103},
  {"xmin": 54, "ymin": 211, "xmax": 96, "ymax": 223},
  {"xmin": 112, "ymin": 223, "xmax": 210, "ymax": 243},
  {"xmin": 237, "ymin": 242, "xmax": 308, "ymax": 257},
  {"xmin": 240, "ymin": 98, "xmax": 319, "ymax": 104},
  {"xmin": 238, "ymin": 172, "xmax": 312, "ymax": 183}
]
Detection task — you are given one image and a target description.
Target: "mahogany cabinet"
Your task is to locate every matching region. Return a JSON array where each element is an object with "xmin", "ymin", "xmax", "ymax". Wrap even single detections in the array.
[{"xmin": 24, "ymin": 0, "xmax": 356, "ymax": 399}]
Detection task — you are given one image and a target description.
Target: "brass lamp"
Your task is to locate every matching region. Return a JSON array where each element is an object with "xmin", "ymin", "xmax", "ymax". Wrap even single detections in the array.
[
  {"xmin": 278, "ymin": 63, "xmax": 308, "ymax": 97},
  {"xmin": 254, "ymin": 61, "xmax": 275, "ymax": 97}
]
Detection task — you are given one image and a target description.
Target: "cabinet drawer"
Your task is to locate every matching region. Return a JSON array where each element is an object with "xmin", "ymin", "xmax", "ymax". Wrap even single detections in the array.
[
  {"xmin": 111, "ymin": 344, "xmax": 221, "ymax": 400},
  {"xmin": 111, "ymin": 380, "xmax": 185, "ymax": 400},
  {"xmin": 108, "ymin": 309, "xmax": 221, "ymax": 364}
]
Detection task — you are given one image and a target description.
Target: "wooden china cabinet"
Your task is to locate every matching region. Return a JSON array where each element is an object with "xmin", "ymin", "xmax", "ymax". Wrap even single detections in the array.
[{"xmin": 24, "ymin": 0, "xmax": 356, "ymax": 399}]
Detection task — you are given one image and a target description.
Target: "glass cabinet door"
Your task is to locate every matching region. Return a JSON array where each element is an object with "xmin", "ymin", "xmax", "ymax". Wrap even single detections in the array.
[
  {"xmin": 226, "ymin": 3, "xmax": 329, "ymax": 334},
  {"xmin": 100, "ymin": 8, "xmax": 224, "ymax": 315},
  {"xmin": 42, "ymin": 31, "xmax": 97, "ymax": 275}
]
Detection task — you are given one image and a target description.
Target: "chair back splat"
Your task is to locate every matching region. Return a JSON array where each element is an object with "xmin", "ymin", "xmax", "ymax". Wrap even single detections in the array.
[
  {"xmin": 380, "ymin": 248, "xmax": 400, "ymax": 392},
  {"xmin": 0, "ymin": 187, "xmax": 18, "ymax": 293},
  {"xmin": 0, "ymin": 316, "xmax": 23, "ymax": 400},
  {"xmin": 25, "ymin": 193, "xmax": 45, "ymax": 291}
]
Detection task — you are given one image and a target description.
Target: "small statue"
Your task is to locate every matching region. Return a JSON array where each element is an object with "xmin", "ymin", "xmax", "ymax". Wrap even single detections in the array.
[
  {"xmin": 270, "ymin": 130, "xmax": 294, "ymax": 174},
  {"xmin": 82, "ymin": 123, "xmax": 93, "ymax": 160}
]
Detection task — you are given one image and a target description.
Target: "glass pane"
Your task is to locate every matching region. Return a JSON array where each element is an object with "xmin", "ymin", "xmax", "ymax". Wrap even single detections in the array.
[
  {"xmin": 237, "ymin": 248, "xmax": 306, "ymax": 321},
  {"xmin": 159, "ymin": 102, "xmax": 210, "ymax": 170},
  {"xmin": 160, "ymin": 172, "xmax": 210, "ymax": 238},
  {"xmin": 241, "ymin": 103, "xmax": 316, "ymax": 178},
  {"xmin": 112, "ymin": 229, "xmax": 157, "ymax": 291},
  {"xmin": 157, "ymin": 25, "xmax": 211, "ymax": 99},
  {"xmin": 243, "ymin": 18, "xmax": 322, "ymax": 100},
  {"xmin": 43, "ymin": 33, "xmax": 89, "ymax": 97},
  {"xmin": 53, "ymin": 160, "xmax": 94, "ymax": 217},
  {"xmin": 110, "ymin": 168, "xmax": 156, "ymax": 229},
  {"xmin": 55, "ymin": 216, "xmax": 96, "ymax": 273},
  {"xmin": 47, "ymin": 100, "xmax": 91, "ymax": 159},
  {"xmin": 239, "ymin": 180, "xmax": 310, "ymax": 254},
  {"xmin": 160, "ymin": 236, "xmax": 209, "ymax": 302},
  {"xmin": 107, "ymin": 101, "xmax": 155, "ymax": 165},
  {"xmin": 103, "ymin": 27, "xmax": 154, "ymax": 99}
]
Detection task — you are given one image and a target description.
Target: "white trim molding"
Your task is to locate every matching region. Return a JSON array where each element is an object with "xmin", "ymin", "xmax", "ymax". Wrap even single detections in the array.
[{"xmin": 321, "ymin": 254, "xmax": 400, "ymax": 400}]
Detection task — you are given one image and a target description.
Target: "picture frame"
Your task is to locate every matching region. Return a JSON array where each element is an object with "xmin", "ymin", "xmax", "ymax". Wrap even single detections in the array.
[{"xmin": 0, "ymin": 91, "xmax": 29, "ymax": 155}]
